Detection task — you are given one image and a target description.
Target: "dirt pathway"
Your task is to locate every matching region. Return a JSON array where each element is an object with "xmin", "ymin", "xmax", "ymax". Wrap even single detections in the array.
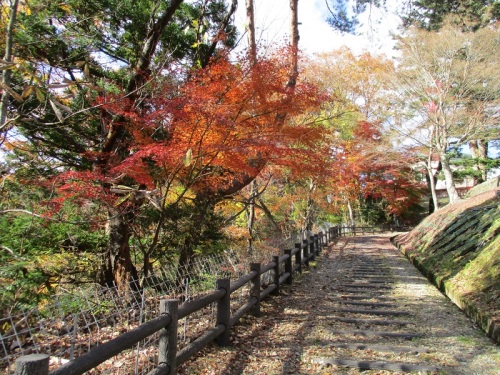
[{"xmin": 178, "ymin": 234, "xmax": 500, "ymax": 374}]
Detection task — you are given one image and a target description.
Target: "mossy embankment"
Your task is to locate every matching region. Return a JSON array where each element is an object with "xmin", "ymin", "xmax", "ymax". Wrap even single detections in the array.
[{"xmin": 392, "ymin": 184, "xmax": 500, "ymax": 344}]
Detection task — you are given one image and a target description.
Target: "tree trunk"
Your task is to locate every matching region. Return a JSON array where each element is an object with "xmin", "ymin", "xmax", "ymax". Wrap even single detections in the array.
[
  {"xmin": 246, "ymin": 181, "xmax": 257, "ymax": 255},
  {"xmin": 246, "ymin": 0, "xmax": 257, "ymax": 64},
  {"xmin": 347, "ymin": 200, "xmax": 355, "ymax": 226},
  {"xmin": 0, "ymin": 0, "xmax": 19, "ymax": 131},
  {"xmin": 425, "ymin": 169, "xmax": 439, "ymax": 213},
  {"xmin": 105, "ymin": 209, "xmax": 139, "ymax": 292},
  {"xmin": 477, "ymin": 140, "xmax": 488, "ymax": 182},
  {"xmin": 469, "ymin": 140, "xmax": 488, "ymax": 184},
  {"xmin": 177, "ymin": 193, "xmax": 215, "ymax": 281},
  {"xmin": 302, "ymin": 179, "xmax": 317, "ymax": 233},
  {"xmin": 288, "ymin": 0, "xmax": 299, "ymax": 88},
  {"xmin": 425, "ymin": 152, "xmax": 440, "ymax": 213},
  {"xmin": 440, "ymin": 152, "xmax": 461, "ymax": 204}
]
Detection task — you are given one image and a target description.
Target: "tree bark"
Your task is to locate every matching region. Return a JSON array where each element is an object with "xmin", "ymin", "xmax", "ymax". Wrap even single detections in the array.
[
  {"xmin": 477, "ymin": 140, "xmax": 488, "ymax": 182},
  {"xmin": 302, "ymin": 179, "xmax": 317, "ymax": 233},
  {"xmin": 288, "ymin": 0, "xmax": 300, "ymax": 88},
  {"xmin": 425, "ymin": 152, "xmax": 440, "ymax": 213},
  {"xmin": 0, "ymin": 0, "xmax": 20, "ymax": 131},
  {"xmin": 440, "ymin": 152, "xmax": 461, "ymax": 204},
  {"xmin": 347, "ymin": 200, "xmax": 355, "ymax": 226},
  {"xmin": 103, "ymin": 208, "xmax": 139, "ymax": 296},
  {"xmin": 469, "ymin": 140, "xmax": 488, "ymax": 184},
  {"xmin": 246, "ymin": 181, "xmax": 257, "ymax": 255},
  {"xmin": 246, "ymin": 0, "xmax": 257, "ymax": 65}
]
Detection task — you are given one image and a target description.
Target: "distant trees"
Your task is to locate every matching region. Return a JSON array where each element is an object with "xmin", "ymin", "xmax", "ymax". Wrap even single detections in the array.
[
  {"xmin": 391, "ymin": 24, "xmax": 500, "ymax": 205},
  {"xmin": 303, "ymin": 49, "xmax": 425, "ymax": 225}
]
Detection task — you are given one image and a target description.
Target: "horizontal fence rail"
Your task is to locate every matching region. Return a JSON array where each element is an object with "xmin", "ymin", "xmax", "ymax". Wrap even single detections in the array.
[{"xmin": 13, "ymin": 225, "xmax": 406, "ymax": 374}]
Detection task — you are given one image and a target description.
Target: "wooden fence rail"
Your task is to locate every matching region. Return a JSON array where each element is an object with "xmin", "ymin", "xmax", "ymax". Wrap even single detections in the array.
[{"xmin": 15, "ymin": 225, "xmax": 406, "ymax": 374}]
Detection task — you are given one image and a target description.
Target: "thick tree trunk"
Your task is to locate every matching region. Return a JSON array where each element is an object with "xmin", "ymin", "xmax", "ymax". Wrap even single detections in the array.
[
  {"xmin": 440, "ymin": 152, "xmax": 461, "ymax": 204},
  {"xmin": 102, "ymin": 209, "xmax": 139, "ymax": 297}
]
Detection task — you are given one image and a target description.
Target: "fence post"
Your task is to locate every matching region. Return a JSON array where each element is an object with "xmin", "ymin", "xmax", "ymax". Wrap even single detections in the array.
[
  {"xmin": 250, "ymin": 263, "xmax": 261, "ymax": 316},
  {"xmin": 294, "ymin": 243, "xmax": 302, "ymax": 274},
  {"xmin": 303, "ymin": 239, "xmax": 310, "ymax": 266},
  {"xmin": 15, "ymin": 354, "xmax": 49, "ymax": 375},
  {"xmin": 314, "ymin": 234, "xmax": 320, "ymax": 255},
  {"xmin": 272, "ymin": 255, "xmax": 280, "ymax": 295},
  {"xmin": 284, "ymin": 249, "xmax": 293, "ymax": 285},
  {"xmin": 216, "ymin": 278, "xmax": 231, "ymax": 346},
  {"xmin": 158, "ymin": 299, "xmax": 179, "ymax": 375},
  {"xmin": 308, "ymin": 235, "xmax": 315, "ymax": 261}
]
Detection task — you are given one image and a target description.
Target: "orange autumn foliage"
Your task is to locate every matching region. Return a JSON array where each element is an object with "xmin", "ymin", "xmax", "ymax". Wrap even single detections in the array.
[
  {"xmin": 328, "ymin": 121, "xmax": 425, "ymax": 217},
  {"xmin": 56, "ymin": 50, "xmax": 328, "ymax": 205}
]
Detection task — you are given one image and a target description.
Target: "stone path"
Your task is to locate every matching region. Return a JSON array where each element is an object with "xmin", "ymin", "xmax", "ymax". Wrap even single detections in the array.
[{"xmin": 178, "ymin": 234, "xmax": 500, "ymax": 374}]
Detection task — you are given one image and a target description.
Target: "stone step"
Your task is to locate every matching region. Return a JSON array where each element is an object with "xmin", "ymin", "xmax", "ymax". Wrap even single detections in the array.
[
  {"xmin": 340, "ymin": 300, "xmax": 397, "ymax": 308},
  {"xmin": 338, "ymin": 289, "xmax": 390, "ymax": 294},
  {"xmin": 331, "ymin": 316, "xmax": 414, "ymax": 326},
  {"xmin": 331, "ymin": 308, "xmax": 410, "ymax": 316},
  {"xmin": 339, "ymin": 295, "xmax": 396, "ymax": 301},
  {"xmin": 344, "ymin": 279, "xmax": 392, "ymax": 284},
  {"xmin": 344, "ymin": 275, "xmax": 392, "ymax": 279},
  {"xmin": 344, "ymin": 272, "xmax": 390, "ymax": 276},
  {"xmin": 329, "ymin": 329, "xmax": 421, "ymax": 339},
  {"xmin": 340, "ymin": 283, "xmax": 393, "ymax": 289},
  {"xmin": 312, "ymin": 358, "xmax": 439, "ymax": 372},
  {"xmin": 326, "ymin": 343, "xmax": 430, "ymax": 353}
]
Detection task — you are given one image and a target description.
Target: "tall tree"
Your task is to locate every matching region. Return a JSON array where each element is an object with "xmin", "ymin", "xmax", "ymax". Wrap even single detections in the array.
[
  {"xmin": 392, "ymin": 24, "xmax": 500, "ymax": 204},
  {"xmin": 0, "ymin": 0, "xmax": 239, "ymax": 293}
]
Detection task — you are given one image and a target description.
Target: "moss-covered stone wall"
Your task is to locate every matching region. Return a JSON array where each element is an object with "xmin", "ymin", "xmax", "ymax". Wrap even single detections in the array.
[{"xmin": 392, "ymin": 188, "xmax": 500, "ymax": 344}]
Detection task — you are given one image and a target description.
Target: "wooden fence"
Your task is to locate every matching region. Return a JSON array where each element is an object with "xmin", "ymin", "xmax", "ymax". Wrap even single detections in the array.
[
  {"xmin": 14, "ymin": 225, "xmax": 406, "ymax": 374},
  {"xmin": 15, "ymin": 230, "xmax": 341, "ymax": 375}
]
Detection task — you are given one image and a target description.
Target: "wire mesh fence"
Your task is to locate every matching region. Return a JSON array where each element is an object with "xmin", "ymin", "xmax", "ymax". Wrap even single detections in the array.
[{"xmin": 0, "ymin": 251, "xmax": 255, "ymax": 374}]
